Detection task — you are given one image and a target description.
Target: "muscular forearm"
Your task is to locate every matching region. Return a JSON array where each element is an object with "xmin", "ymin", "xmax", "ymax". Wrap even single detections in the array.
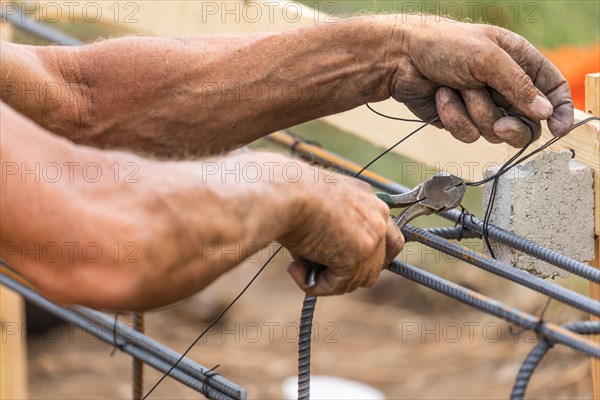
[
  {"xmin": 0, "ymin": 103, "xmax": 308, "ymax": 309},
  {"xmin": 1, "ymin": 15, "xmax": 399, "ymax": 157}
]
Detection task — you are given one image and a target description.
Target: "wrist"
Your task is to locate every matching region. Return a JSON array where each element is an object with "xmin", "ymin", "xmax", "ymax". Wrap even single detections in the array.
[
  {"xmin": 350, "ymin": 14, "xmax": 412, "ymax": 102},
  {"xmin": 174, "ymin": 152, "xmax": 313, "ymax": 245},
  {"xmin": 255, "ymin": 152, "xmax": 314, "ymax": 240},
  {"xmin": 233, "ymin": 152, "xmax": 315, "ymax": 243}
]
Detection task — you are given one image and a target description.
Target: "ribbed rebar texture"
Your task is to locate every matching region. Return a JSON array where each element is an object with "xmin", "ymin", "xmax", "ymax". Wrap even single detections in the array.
[
  {"xmin": 440, "ymin": 208, "xmax": 600, "ymax": 283},
  {"xmin": 423, "ymin": 227, "xmax": 481, "ymax": 240},
  {"xmin": 133, "ymin": 312, "xmax": 145, "ymax": 400},
  {"xmin": 510, "ymin": 321, "xmax": 600, "ymax": 400},
  {"xmin": 386, "ymin": 260, "xmax": 600, "ymax": 358},
  {"xmin": 0, "ymin": 272, "xmax": 246, "ymax": 400},
  {"xmin": 268, "ymin": 132, "xmax": 600, "ymax": 283},
  {"xmin": 402, "ymin": 225, "xmax": 600, "ymax": 317},
  {"xmin": 73, "ymin": 307, "xmax": 246, "ymax": 399},
  {"xmin": 298, "ymin": 294, "xmax": 317, "ymax": 400}
]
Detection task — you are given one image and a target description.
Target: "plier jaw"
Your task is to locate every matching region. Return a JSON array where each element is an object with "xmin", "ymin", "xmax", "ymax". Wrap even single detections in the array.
[{"xmin": 377, "ymin": 173, "xmax": 466, "ymax": 229}]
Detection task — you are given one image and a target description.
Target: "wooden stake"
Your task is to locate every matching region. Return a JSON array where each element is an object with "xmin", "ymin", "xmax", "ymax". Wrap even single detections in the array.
[
  {"xmin": 585, "ymin": 72, "xmax": 600, "ymax": 400},
  {"xmin": 0, "ymin": 286, "xmax": 28, "ymax": 399}
]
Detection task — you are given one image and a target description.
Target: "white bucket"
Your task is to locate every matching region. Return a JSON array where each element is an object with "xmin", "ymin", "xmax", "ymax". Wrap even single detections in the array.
[{"xmin": 281, "ymin": 375, "xmax": 386, "ymax": 400}]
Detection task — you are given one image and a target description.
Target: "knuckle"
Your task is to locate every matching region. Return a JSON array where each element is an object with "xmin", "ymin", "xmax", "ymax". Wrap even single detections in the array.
[
  {"xmin": 329, "ymin": 281, "xmax": 349, "ymax": 296},
  {"xmin": 395, "ymin": 232, "xmax": 406, "ymax": 249},
  {"xmin": 376, "ymin": 200, "xmax": 391, "ymax": 217},
  {"xmin": 484, "ymin": 134, "xmax": 504, "ymax": 144},
  {"xmin": 495, "ymin": 26, "xmax": 524, "ymax": 49},
  {"xmin": 472, "ymin": 46, "xmax": 499, "ymax": 72},
  {"xmin": 389, "ymin": 239, "xmax": 403, "ymax": 259},
  {"xmin": 444, "ymin": 115, "xmax": 479, "ymax": 143},
  {"xmin": 514, "ymin": 73, "xmax": 536, "ymax": 102},
  {"xmin": 481, "ymin": 24, "xmax": 501, "ymax": 38},
  {"xmin": 461, "ymin": 132, "xmax": 480, "ymax": 144},
  {"xmin": 353, "ymin": 178, "xmax": 372, "ymax": 192},
  {"xmin": 363, "ymin": 277, "xmax": 378, "ymax": 289},
  {"xmin": 371, "ymin": 217, "xmax": 388, "ymax": 239},
  {"xmin": 357, "ymin": 235, "xmax": 378, "ymax": 256}
]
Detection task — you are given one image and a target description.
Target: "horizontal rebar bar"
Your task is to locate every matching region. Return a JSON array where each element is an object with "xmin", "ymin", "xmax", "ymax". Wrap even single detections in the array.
[
  {"xmin": 402, "ymin": 225, "xmax": 600, "ymax": 317},
  {"xmin": 72, "ymin": 306, "xmax": 247, "ymax": 399},
  {"xmin": 0, "ymin": 271, "xmax": 246, "ymax": 400},
  {"xmin": 423, "ymin": 227, "xmax": 481, "ymax": 240},
  {"xmin": 267, "ymin": 131, "xmax": 600, "ymax": 284},
  {"xmin": 0, "ymin": 10, "xmax": 84, "ymax": 46},
  {"xmin": 386, "ymin": 260, "xmax": 600, "ymax": 359}
]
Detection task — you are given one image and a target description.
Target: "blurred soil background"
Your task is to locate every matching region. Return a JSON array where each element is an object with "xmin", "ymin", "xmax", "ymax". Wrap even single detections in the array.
[
  {"xmin": 27, "ymin": 248, "xmax": 593, "ymax": 399},
  {"xmin": 11, "ymin": 1, "xmax": 599, "ymax": 399}
]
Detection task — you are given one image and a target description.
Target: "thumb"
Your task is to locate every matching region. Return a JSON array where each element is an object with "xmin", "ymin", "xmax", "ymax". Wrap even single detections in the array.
[{"xmin": 483, "ymin": 48, "xmax": 553, "ymax": 121}]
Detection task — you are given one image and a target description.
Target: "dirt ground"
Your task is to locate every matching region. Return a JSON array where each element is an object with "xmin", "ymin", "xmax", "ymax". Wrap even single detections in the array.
[{"xmin": 27, "ymin": 250, "xmax": 594, "ymax": 399}]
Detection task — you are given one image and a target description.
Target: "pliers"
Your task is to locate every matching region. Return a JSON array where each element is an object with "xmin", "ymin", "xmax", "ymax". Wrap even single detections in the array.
[
  {"xmin": 305, "ymin": 173, "xmax": 467, "ymax": 288},
  {"xmin": 377, "ymin": 172, "xmax": 466, "ymax": 229}
]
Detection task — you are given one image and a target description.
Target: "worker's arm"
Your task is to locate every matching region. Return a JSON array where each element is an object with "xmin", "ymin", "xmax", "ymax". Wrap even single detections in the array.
[
  {"xmin": 0, "ymin": 103, "xmax": 402, "ymax": 310},
  {"xmin": 0, "ymin": 15, "xmax": 573, "ymax": 156}
]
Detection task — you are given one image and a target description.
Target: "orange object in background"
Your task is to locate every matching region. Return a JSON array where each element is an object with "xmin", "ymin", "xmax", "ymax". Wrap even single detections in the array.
[{"xmin": 542, "ymin": 43, "xmax": 600, "ymax": 110}]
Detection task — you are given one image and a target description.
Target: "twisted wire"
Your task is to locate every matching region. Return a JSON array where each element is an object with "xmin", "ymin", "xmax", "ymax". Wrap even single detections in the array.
[
  {"xmin": 75, "ymin": 307, "xmax": 245, "ymax": 399},
  {"xmin": 266, "ymin": 131, "xmax": 600, "ymax": 284},
  {"xmin": 510, "ymin": 320, "xmax": 600, "ymax": 400},
  {"xmin": 5, "ymin": 13, "xmax": 600, "ymax": 398},
  {"xmin": 0, "ymin": 271, "xmax": 244, "ymax": 400},
  {"xmin": 440, "ymin": 212, "xmax": 600, "ymax": 284}
]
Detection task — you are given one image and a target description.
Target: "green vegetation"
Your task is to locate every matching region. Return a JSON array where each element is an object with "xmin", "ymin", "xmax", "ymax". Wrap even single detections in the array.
[{"xmin": 301, "ymin": 0, "xmax": 600, "ymax": 48}]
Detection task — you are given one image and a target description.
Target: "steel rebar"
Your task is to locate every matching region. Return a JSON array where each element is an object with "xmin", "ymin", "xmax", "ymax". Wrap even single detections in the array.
[
  {"xmin": 401, "ymin": 225, "xmax": 600, "ymax": 317},
  {"xmin": 0, "ymin": 272, "xmax": 246, "ymax": 400},
  {"xmin": 267, "ymin": 131, "xmax": 600, "ymax": 284},
  {"xmin": 386, "ymin": 260, "xmax": 600, "ymax": 358},
  {"xmin": 510, "ymin": 320, "xmax": 600, "ymax": 400}
]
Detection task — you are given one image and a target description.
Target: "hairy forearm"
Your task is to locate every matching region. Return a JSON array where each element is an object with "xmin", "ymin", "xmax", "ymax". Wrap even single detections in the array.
[
  {"xmin": 1, "ymin": 15, "xmax": 401, "ymax": 157},
  {"xmin": 0, "ymin": 103, "xmax": 307, "ymax": 309}
]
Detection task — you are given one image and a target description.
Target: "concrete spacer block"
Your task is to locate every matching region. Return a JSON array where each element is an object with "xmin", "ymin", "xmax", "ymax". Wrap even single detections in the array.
[{"xmin": 482, "ymin": 150, "xmax": 595, "ymax": 279}]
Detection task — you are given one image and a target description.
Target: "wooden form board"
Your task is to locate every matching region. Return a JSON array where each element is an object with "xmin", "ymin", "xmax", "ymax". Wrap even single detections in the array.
[
  {"xmin": 0, "ymin": 286, "xmax": 28, "ymax": 399},
  {"xmin": 585, "ymin": 73, "xmax": 600, "ymax": 400}
]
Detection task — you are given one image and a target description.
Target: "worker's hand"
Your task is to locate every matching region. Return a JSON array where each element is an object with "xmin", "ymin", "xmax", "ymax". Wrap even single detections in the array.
[
  {"xmin": 280, "ymin": 170, "xmax": 404, "ymax": 296},
  {"xmin": 390, "ymin": 16, "xmax": 574, "ymax": 147}
]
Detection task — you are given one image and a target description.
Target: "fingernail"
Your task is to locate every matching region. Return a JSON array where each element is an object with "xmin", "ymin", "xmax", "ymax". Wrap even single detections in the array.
[
  {"xmin": 494, "ymin": 120, "xmax": 515, "ymax": 137},
  {"xmin": 531, "ymin": 95, "xmax": 553, "ymax": 118},
  {"xmin": 438, "ymin": 87, "xmax": 452, "ymax": 103}
]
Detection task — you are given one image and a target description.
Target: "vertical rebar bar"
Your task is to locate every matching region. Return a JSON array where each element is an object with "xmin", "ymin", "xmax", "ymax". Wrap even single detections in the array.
[{"xmin": 133, "ymin": 312, "xmax": 145, "ymax": 400}]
